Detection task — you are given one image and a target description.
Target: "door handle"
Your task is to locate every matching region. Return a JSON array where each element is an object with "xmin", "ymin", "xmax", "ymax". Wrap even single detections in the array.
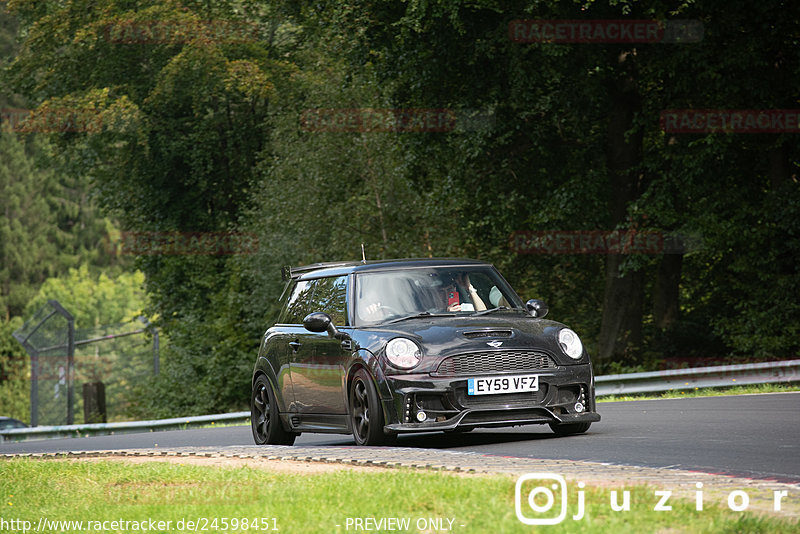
[{"xmin": 289, "ymin": 340, "xmax": 302, "ymax": 352}]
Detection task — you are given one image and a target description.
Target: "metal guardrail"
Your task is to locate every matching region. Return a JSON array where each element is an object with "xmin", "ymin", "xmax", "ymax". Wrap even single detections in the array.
[
  {"xmin": 0, "ymin": 411, "xmax": 249, "ymax": 443},
  {"xmin": 595, "ymin": 359, "xmax": 800, "ymax": 396},
  {"xmin": 2, "ymin": 360, "xmax": 799, "ymax": 443}
]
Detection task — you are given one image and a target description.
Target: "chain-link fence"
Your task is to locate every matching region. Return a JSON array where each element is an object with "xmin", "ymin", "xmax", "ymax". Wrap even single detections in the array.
[{"xmin": 12, "ymin": 300, "xmax": 159, "ymax": 426}]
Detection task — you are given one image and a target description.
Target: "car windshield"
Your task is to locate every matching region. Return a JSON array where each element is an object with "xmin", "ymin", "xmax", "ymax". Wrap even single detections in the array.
[{"xmin": 353, "ymin": 266, "xmax": 521, "ymax": 325}]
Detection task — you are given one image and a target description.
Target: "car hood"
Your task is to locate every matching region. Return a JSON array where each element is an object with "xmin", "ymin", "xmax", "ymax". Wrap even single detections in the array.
[{"xmin": 350, "ymin": 310, "xmax": 587, "ymax": 369}]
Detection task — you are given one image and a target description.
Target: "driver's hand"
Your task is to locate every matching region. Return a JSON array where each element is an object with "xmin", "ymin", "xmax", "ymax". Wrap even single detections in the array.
[
  {"xmin": 365, "ymin": 302, "xmax": 381, "ymax": 316},
  {"xmin": 447, "ymin": 303, "xmax": 461, "ymax": 312}
]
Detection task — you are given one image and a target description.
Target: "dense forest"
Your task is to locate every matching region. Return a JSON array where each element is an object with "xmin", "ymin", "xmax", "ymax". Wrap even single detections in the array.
[{"xmin": 1, "ymin": 0, "xmax": 798, "ymax": 419}]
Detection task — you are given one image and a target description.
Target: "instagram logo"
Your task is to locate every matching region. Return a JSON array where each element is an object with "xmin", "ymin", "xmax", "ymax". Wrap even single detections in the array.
[
  {"xmin": 515, "ymin": 473, "xmax": 569, "ymax": 525},
  {"xmin": 514, "ymin": 474, "xmax": 793, "ymax": 523}
]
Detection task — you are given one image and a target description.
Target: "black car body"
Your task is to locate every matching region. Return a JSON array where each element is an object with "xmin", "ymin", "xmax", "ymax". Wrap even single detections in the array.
[{"xmin": 251, "ymin": 258, "xmax": 600, "ymax": 446}]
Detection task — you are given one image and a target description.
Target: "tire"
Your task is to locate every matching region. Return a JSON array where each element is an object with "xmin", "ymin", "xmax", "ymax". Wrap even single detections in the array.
[
  {"xmin": 251, "ymin": 375, "xmax": 296, "ymax": 445},
  {"xmin": 349, "ymin": 368, "xmax": 394, "ymax": 446},
  {"xmin": 549, "ymin": 422, "xmax": 592, "ymax": 436}
]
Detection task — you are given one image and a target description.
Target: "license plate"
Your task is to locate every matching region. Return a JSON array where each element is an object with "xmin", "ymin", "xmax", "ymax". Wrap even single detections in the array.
[{"xmin": 467, "ymin": 374, "xmax": 539, "ymax": 395}]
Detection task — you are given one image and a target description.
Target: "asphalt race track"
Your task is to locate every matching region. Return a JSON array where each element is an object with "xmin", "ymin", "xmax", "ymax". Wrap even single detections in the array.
[{"xmin": 3, "ymin": 393, "xmax": 799, "ymax": 483}]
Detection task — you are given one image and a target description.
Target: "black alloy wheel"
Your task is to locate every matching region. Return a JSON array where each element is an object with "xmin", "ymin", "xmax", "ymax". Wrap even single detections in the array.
[
  {"xmin": 251, "ymin": 375, "xmax": 297, "ymax": 445},
  {"xmin": 349, "ymin": 368, "xmax": 394, "ymax": 446}
]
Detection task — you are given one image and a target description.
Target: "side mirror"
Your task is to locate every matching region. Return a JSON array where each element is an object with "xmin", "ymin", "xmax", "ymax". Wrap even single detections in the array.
[
  {"xmin": 525, "ymin": 299, "xmax": 549, "ymax": 318},
  {"xmin": 303, "ymin": 312, "xmax": 350, "ymax": 340},
  {"xmin": 303, "ymin": 312, "xmax": 331, "ymax": 333}
]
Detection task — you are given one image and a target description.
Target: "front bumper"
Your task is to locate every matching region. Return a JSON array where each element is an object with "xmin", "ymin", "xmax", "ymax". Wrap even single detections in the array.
[{"xmin": 383, "ymin": 364, "xmax": 600, "ymax": 433}]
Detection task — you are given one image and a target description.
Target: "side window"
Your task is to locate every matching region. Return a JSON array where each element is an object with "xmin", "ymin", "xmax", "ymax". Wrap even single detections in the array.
[
  {"xmin": 279, "ymin": 280, "xmax": 313, "ymax": 324},
  {"xmin": 309, "ymin": 276, "xmax": 348, "ymax": 326},
  {"xmin": 468, "ymin": 272, "xmax": 497, "ymax": 307}
]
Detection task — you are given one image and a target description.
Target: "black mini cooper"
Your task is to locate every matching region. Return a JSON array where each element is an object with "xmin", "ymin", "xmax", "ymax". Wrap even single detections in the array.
[{"xmin": 251, "ymin": 258, "xmax": 600, "ymax": 446}]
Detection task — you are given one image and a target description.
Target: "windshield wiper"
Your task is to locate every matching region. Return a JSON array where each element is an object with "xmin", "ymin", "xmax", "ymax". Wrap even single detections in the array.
[
  {"xmin": 384, "ymin": 311, "xmax": 451, "ymax": 325},
  {"xmin": 471, "ymin": 306, "xmax": 511, "ymax": 317}
]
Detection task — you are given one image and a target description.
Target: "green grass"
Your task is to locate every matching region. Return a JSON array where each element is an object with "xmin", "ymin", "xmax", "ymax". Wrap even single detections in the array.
[
  {"xmin": 598, "ymin": 382, "xmax": 800, "ymax": 402},
  {"xmin": 2, "ymin": 459, "xmax": 798, "ymax": 533}
]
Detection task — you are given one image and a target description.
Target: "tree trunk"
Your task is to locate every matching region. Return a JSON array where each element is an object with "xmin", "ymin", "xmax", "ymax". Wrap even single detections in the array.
[
  {"xmin": 597, "ymin": 50, "xmax": 646, "ymax": 362},
  {"xmin": 769, "ymin": 143, "xmax": 791, "ymax": 189},
  {"xmin": 653, "ymin": 253, "xmax": 682, "ymax": 329},
  {"xmin": 598, "ymin": 255, "xmax": 645, "ymax": 359}
]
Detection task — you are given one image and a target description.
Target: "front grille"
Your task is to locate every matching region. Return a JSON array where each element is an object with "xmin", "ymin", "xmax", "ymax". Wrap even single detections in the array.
[
  {"xmin": 463, "ymin": 330, "xmax": 513, "ymax": 339},
  {"xmin": 434, "ymin": 350, "xmax": 557, "ymax": 376},
  {"xmin": 455, "ymin": 385, "xmax": 547, "ymax": 408}
]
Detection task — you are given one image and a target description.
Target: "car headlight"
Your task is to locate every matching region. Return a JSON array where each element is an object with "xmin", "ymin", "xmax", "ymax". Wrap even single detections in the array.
[
  {"xmin": 385, "ymin": 338, "xmax": 421, "ymax": 369},
  {"xmin": 558, "ymin": 328, "xmax": 583, "ymax": 359}
]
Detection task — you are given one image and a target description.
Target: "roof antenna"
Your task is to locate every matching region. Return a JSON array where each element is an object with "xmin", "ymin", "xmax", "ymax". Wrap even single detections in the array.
[{"xmin": 361, "ymin": 243, "xmax": 367, "ymax": 264}]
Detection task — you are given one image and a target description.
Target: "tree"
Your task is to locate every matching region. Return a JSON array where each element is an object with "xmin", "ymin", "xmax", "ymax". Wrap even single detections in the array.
[
  {"xmin": 278, "ymin": 0, "xmax": 800, "ymax": 368},
  {"xmin": 6, "ymin": 0, "xmax": 798, "ymax": 417},
  {"xmin": 5, "ymin": 0, "xmax": 296, "ymax": 414},
  {"xmin": 23, "ymin": 265, "xmax": 147, "ymax": 328},
  {"xmin": 0, "ymin": 315, "xmax": 28, "ymax": 422},
  {"xmin": 0, "ymin": 0, "xmax": 24, "ymax": 110},
  {"xmin": 0, "ymin": 130, "xmax": 62, "ymax": 320}
]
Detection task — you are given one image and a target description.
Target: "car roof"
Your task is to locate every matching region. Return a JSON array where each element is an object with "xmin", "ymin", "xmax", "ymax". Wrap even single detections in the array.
[{"xmin": 286, "ymin": 258, "xmax": 493, "ymax": 281}]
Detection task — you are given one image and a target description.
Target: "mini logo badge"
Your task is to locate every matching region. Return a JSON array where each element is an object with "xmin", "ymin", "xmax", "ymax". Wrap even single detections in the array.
[{"xmin": 487, "ymin": 341, "xmax": 504, "ymax": 348}]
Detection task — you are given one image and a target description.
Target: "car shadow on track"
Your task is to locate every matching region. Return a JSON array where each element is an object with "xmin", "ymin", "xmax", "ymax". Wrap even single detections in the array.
[
  {"xmin": 295, "ymin": 424, "xmax": 598, "ymax": 449},
  {"xmin": 394, "ymin": 429, "xmax": 568, "ymax": 449}
]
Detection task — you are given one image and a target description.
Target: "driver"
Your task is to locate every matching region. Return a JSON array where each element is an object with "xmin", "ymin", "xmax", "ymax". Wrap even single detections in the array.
[{"xmin": 442, "ymin": 273, "xmax": 487, "ymax": 312}]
